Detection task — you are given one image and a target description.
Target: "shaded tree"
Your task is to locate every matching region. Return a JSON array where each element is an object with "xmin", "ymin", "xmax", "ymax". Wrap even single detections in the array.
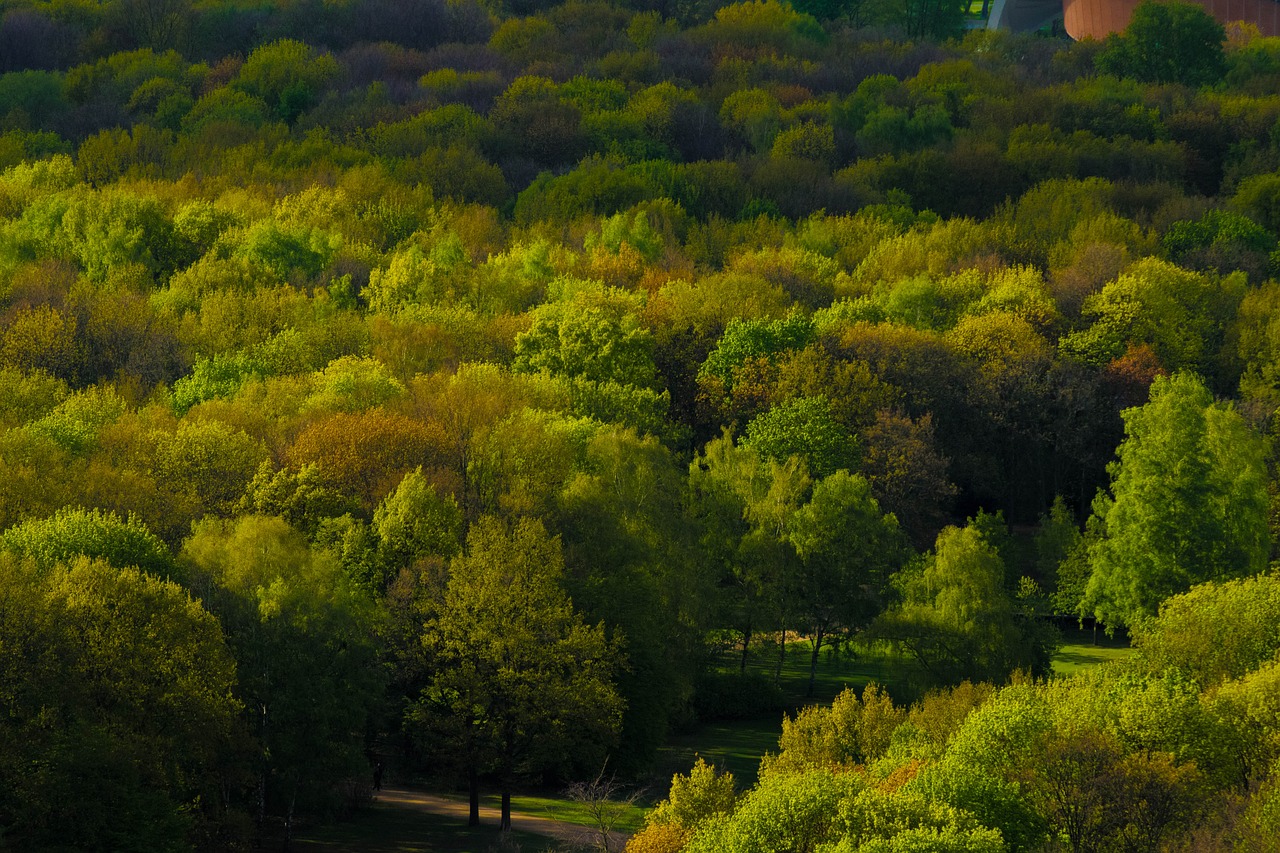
[
  {"xmin": 1097, "ymin": 0, "xmax": 1226, "ymax": 87},
  {"xmin": 412, "ymin": 516, "xmax": 622, "ymax": 830}
]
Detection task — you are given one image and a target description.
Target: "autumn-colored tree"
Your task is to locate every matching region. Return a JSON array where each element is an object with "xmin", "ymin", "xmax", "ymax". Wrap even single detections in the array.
[{"xmin": 288, "ymin": 408, "xmax": 447, "ymax": 509}]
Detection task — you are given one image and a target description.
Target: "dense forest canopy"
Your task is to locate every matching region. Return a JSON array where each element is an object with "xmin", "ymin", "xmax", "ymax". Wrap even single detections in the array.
[{"xmin": 3, "ymin": 0, "xmax": 1280, "ymax": 849}]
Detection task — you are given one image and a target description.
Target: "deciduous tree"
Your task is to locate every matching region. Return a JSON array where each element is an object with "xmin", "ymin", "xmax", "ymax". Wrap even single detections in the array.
[
  {"xmin": 1083, "ymin": 372, "xmax": 1270, "ymax": 630},
  {"xmin": 413, "ymin": 516, "xmax": 623, "ymax": 830}
]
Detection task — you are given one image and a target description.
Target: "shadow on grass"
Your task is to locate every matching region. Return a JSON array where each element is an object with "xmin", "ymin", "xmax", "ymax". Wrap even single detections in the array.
[
  {"xmin": 660, "ymin": 630, "xmax": 1139, "ymax": 790},
  {"xmin": 291, "ymin": 801, "xmax": 559, "ymax": 853},
  {"xmin": 657, "ymin": 639, "xmax": 924, "ymax": 788}
]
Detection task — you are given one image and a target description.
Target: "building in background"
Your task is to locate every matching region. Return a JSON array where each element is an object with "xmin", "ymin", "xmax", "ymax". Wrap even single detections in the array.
[{"xmin": 987, "ymin": 0, "xmax": 1280, "ymax": 39}]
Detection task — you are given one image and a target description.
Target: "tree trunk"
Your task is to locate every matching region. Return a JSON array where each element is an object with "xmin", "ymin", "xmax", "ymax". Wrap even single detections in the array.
[
  {"xmin": 500, "ymin": 787, "xmax": 512, "ymax": 832},
  {"xmin": 282, "ymin": 788, "xmax": 296, "ymax": 851},
  {"xmin": 739, "ymin": 620, "xmax": 751, "ymax": 674},
  {"xmin": 775, "ymin": 627, "xmax": 786, "ymax": 683},
  {"xmin": 468, "ymin": 768, "xmax": 480, "ymax": 827},
  {"xmin": 807, "ymin": 627, "xmax": 824, "ymax": 697}
]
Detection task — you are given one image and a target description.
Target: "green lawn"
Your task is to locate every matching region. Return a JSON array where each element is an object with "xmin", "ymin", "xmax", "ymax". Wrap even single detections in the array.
[
  {"xmin": 290, "ymin": 801, "xmax": 558, "ymax": 853},
  {"xmin": 725, "ymin": 635, "xmax": 925, "ymax": 707},
  {"xmin": 1052, "ymin": 625, "xmax": 1136, "ymax": 677},
  {"xmin": 484, "ymin": 793, "xmax": 647, "ymax": 834}
]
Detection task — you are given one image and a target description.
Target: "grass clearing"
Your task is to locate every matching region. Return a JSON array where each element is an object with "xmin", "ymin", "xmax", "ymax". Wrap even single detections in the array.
[
  {"xmin": 658, "ymin": 716, "xmax": 783, "ymax": 787},
  {"xmin": 484, "ymin": 794, "xmax": 647, "ymax": 834},
  {"xmin": 1052, "ymin": 625, "xmax": 1136, "ymax": 677},
  {"xmin": 726, "ymin": 635, "xmax": 925, "ymax": 707}
]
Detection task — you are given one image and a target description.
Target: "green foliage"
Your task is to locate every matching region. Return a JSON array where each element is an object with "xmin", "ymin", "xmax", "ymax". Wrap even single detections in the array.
[
  {"xmin": 238, "ymin": 462, "xmax": 359, "ymax": 538},
  {"xmin": 513, "ymin": 288, "xmax": 659, "ymax": 387},
  {"xmin": 1163, "ymin": 209, "xmax": 1275, "ymax": 281},
  {"xmin": 305, "ymin": 354, "xmax": 405, "ymax": 412},
  {"xmin": 743, "ymin": 395, "xmax": 858, "ymax": 479},
  {"xmin": 0, "ymin": 553, "xmax": 241, "ymax": 850},
  {"xmin": 1037, "ymin": 497, "xmax": 1087, "ymax": 618},
  {"xmin": 787, "ymin": 472, "xmax": 908, "ymax": 693},
  {"xmin": 1083, "ymin": 372, "xmax": 1270, "ymax": 630},
  {"xmin": 8, "ymin": 3, "xmax": 1280, "ymax": 843},
  {"xmin": 182, "ymin": 515, "xmax": 384, "ymax": 820},
  {"xmin": 1, "ymin": 506, "xmax": 173, "ymax": 578},
  {"xmin": 232, "ymin": 39, "xmax": 339, "ymax": 123},
  {"xmin": 0, "ymin": 70, "xmax": 66, "ymax": 129},
  {"xmin": 59, "ymin": 189, "xmax": 181, "ymax": 281},
  {"xmin": 1059, "ymin": 258, "xmax": 1242, "ymax": 382},
  {"xmin": 152, "ymin": 417, "xmax": 269, "ymax": 516},
  {"xmin": 373, "ymin": 467, "xmax": 463, "ymax": 577},
  {"xmin": 1097, "ymin": 0, "xmax": 1226, "ymax": 86},
  {"xmin": 413, "ymin": 516, "xmax": 623, "ymax": 825},
  {"xmin": 26, "ymin": 384, "xmax": 127, "ymax": 453},
  {"xmin": 232, "ymin": 218, "xmax": 339, "ymax": 283},
  {"xmin": 700, "ymin": 313, "xmax": 815, "ymax": 390},
  {"xmin": 647, "ymin": 757, "xmax": 737, "ymax": 831},
  {"xmin": 876, "ymin": 522, "xmax": 1057, "ymax": 685},
  {"xmin": 766, "ymin": 683, "xmax": 905, "ymax": 773},
  {"xmin": 684, "ymin": 768, "xmax": 857, "ymax": 853},
  {"xmin": 1134, "ymin": 572, "xmax": 1280, "ymax": 688}
]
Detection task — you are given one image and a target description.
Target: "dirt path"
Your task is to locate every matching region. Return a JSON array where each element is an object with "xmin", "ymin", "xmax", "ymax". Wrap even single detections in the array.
[{"xmin": 375, "ymin": 787, "xmax": 631, "ymax": 850}]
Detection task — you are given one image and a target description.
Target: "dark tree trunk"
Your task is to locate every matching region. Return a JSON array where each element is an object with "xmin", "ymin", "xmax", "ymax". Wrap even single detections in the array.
[
  {"xmin": 468, "ymin": 768, "xmax": 480, "ymax": 827},
  {"xmin": 282, "ymin": 788, "xmax": 296, "ymax": 851},
  {"xmin": 739, "ymin": 620, "xmax": 751, "ymax": 674},
  {"xmin": 500, "ymin": 788, "xmax": 512, "ymax": 832},
  {"xmin": 807, "ymin": 627, "xmax": 825, "ymax": 697},
  {"xmin": 775, "ymin": 627, "xmax": 786, "ymax": 683}
]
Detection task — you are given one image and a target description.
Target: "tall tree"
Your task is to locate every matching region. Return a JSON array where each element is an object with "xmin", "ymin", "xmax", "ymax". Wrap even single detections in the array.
[
  {"xmin": 689, "ymin": 431, "xmax": 808, "ymax": 677},
  {"xmin": 788, "ymin": 470, "xmax": 909, "ymax": 696},
  {"xmin": 182, "ymin": 516, "xmax": 384, "ymax": 843},
  {"xmin": 413, "ymin": 516, "xmax": 622, "ymax": 830},
  {"xmin": 1082, "ymin": 372, "xmax": 1270, "ymax": 630}
]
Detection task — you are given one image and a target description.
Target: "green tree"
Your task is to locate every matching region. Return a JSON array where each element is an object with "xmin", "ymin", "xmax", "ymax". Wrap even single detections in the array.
[
  {"xmin": 0, "ymin": 506, "xmax": 174, "ymax": 578},
  {"xmin": 1035, "ymin": 496, "xmax": 1082, "ymax": 616},
  {"xmin": 513, "ymin": 291, "xmax": 659, "ymax": 388},
  {"xmin": 182, "ymin": 516, "xmax": 384, "ymax": 842},
  {"xmin": 231, "ymin": 39, "xmax": 339, "ymax": 123},
  {"xmin": 0, "ymin": 553, "xmax": 241, "ymax": 850},
  {"xmin": 689, "ymin": 431, "xmax": 809, "ymax": 678},
  {"xmin": 1083, "ymin": 372, "xmax": 1270, "ymax": 630},
  {"xmin": 788, "ymin": 471, "xmax": 908, "ymax": 696},
  {"xmin": 412, "ymin": 516, "xmax": 623, "ymax": 830},
  {"xmin": 766, "ymin": 683, "xmax": 905, "ymax": 773},
  {"xmin": 683, "ymin": 769, "xmax": 856, "ymax": 853},
  {"xmin": 1096, "ymin": 0, "xmax": 1226, "ymax": 87},
  {"xmin": 742, "ymin": 396, "xmax": 859, "ymax": 480},
  {"xmin": 646, "ymin": 757, "xmax": 737, "ymax": 832},
  {"xmin": 556, "ymin": 427, "xmax": 710, "ymax": 774},
  {"xmin": 372, "ymin": 466, "xmax": 463, "ymax": 588},
  {"xmin": 876, "ymin": 522, "xmax": 1056, "ymax": 684},
  {"xmin": 1133, "ymin": 572, "xmax": 1280, "ymax": 689}
]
